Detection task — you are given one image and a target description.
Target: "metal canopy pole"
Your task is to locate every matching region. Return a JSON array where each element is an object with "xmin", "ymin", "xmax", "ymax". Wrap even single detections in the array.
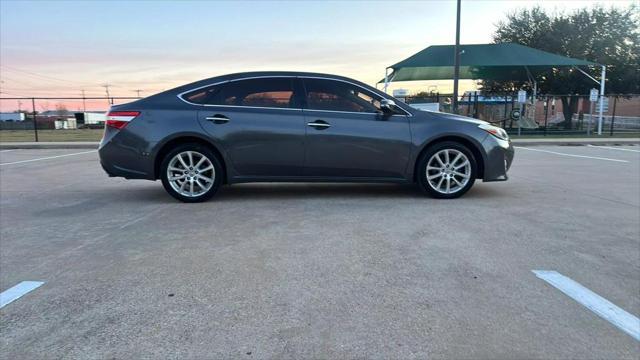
[
  {"xmin": 532, "ymin": 80, "xmax": 537, "ymax": 127},
  {"xmin": 383, "ymin": 68, "xmax": 390, "ymax": 94},
  {"xmin": 523, "ymin": 66, "xmax": 537, "ymax": 125},
  {"xmin": 452, "ymin": 0, "xmax": 461, "ymax": 113},
  {"xmin": 597, "ymin": 65, "xmax": 606, "ymax": 135}
]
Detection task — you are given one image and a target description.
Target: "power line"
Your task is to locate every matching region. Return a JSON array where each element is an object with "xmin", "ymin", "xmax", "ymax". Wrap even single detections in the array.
[
  {"xmin": 0, "ymin": 87, "xmax": 103, "ymax": 96},
  {"xmin": 0, "ymin": 65, "xmax": 95, "ymax": 86}
]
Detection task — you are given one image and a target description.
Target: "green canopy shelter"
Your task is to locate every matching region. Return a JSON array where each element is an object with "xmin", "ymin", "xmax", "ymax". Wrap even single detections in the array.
[{"xmin": 380, "ymin": 43, "xmax": 607, "ymax": 133}]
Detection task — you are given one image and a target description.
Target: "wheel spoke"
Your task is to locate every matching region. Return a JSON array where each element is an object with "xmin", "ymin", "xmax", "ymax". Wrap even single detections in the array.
[
  {"xmin": 195, "ymin": 179, "xmax": 205, "ymax": 190},
  {"xmin": 436, "ymin": 177, "xmax": 444, "ymax": 190},
  {"xmin": 187, "ymin": 151, "xmax": 194, "ymax": 167},
  {"xmin": 168, "ymin": 166, "xmax": 183, "ymax": 172},
  {"xmin": 179, "ymin": 180, "xmax": 187, "ymax": 194},
  {"xmin": 446, "ymin": 178, "xmax": 451, "ymax": 193},
  {"xmin": 452, "ymin": 177, "xmax": 463, "ymax": 187},
  {"xmin": 195, "ymin": 156, "xmax": 206, "ymax": 169},
  {"xmin": 453, "ymin": 170, "xmax": 469, "ymax": 178},
  {"xmin": 435, "ymin": 153, "xmax": 445, "ymax": 166},
  {"xmin": 451, "ymin": 153, "xmax": 463, "ymax": 166},
  {"xmin": 199, "ymin": 165, "xmax": 214, "ymax": 172},
  {"xmin": 169, "ymin": 174, "xmax": 186, "ymax": 181},
  {"xmin": 444, "ymin": 150, "xmax": 450, "ymax": 164},
  {"xmin": 427, "ymin": 173, "xmax": 442, "ymax": 180},
  {"xmin": 454, "ymin": 160, "xmax": 469, "ymax": 170},
  {"xmin": 196, "ymin": 174, "xmax": 213, "ymax": 182},
  {"xmin": 427, "ymin": 165, "xmax": 441, "ymax": 171},
  {"xmin": 189, "ymin": 181, "xmax": 194, "ymax": 195},
  {"xmin": 177, "ymin": 154, "xmax": 189, "ymax": 169}
]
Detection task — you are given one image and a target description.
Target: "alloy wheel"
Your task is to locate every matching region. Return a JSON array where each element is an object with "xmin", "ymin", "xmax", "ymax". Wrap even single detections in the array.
[
  {"xmin": 425, "ymin": 149, "xmax": 471, "ymax": 194},
  {"xmin": 166, "ymin": 151, "xmax": 215, "ymax": 198}
]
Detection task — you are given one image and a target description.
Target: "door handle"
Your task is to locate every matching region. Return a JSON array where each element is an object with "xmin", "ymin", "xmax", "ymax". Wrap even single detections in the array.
[
  {"xmin": 205, "ymin": 115, "xmax": 230, "ymax": 124},
  {"xmin": 307, "ymin": 121, "xmax": 331, "ymax": 129}
]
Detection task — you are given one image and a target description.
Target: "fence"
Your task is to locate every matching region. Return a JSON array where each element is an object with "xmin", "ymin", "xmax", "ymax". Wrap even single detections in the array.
[
  {"xmin": 0, "ymin": 97, "xmax": 139, "ymax": 142},
  {"xmin": 405, "ymin": 93, "xmax": 640, "ymax": 136},
  {"xmin": 1, "ymin": 94, "xmax": 639, "ymax": 142}
]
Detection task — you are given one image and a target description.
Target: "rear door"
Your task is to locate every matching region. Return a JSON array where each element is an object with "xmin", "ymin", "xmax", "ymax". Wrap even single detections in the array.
[
  {"xmin": 301, "ymin": 78, "xmax": 412, "ymax": 179},
  {"xmin": 187, "ymin": 77, "xmax": 306, "ymax": 178}
]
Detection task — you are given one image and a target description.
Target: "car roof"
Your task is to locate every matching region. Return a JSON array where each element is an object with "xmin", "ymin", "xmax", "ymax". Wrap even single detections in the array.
[{"xmin": 167, "ymin": 71, "xmax": 375, "ymax": 95}]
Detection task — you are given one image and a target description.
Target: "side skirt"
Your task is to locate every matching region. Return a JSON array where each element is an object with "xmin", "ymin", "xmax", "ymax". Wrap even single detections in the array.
[{"xmin": 228, "ymin": 176, "xmax": 412, "ymax": 184}]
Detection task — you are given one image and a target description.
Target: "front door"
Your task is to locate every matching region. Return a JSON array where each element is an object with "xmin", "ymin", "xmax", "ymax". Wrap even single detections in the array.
[{"xmin": 301, "ymin": 78, "xmax": 412, "ymax": 179}]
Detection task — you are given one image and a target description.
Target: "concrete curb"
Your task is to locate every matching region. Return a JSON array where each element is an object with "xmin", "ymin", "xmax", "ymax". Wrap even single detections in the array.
[
  {"xmin": 511, "ymin": 138, "xmax": 640, "ymax": 146},
  {"xmin": 1, "ymin": 138, "xmax": 638, "ymax": 150},
  {"xmin": 0, "ymin": 142, "xmax": 99, "ymax": 150}
]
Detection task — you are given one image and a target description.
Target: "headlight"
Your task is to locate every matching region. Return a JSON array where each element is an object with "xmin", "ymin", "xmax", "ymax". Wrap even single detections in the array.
[{"xmin": 478, "ymin": 124, "xmax": 509, "ymax": 141}]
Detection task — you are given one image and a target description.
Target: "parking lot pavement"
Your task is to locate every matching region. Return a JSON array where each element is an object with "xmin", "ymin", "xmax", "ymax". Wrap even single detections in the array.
[{"xmin": 1, "ymin": 146, "xmax": 639, "ymax": 358}]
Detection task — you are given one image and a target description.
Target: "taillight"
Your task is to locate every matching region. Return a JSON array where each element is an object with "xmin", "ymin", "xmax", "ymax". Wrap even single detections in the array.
[{"xmin": 106, "ymin": 111, "xmax": 140, "ymax": 129}]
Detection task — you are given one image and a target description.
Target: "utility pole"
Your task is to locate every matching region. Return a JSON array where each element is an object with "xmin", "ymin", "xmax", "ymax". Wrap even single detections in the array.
[
  {"xmin": 132, "ymin": 89, "xmax": 143, "ymax": 98},
  {"xmin": 17, "ymin": 100, "xmax": 22, "ymax": 112},
  {"xmin": 81, "ymin": 89, "xmax": 87, "ymax": 112},
  {"xmin": 452, "ymin": 0, "xmax": 462, "ymax": 114},
  {"xmin": 101, "ymin": 83, "xmax": 112, "ymax": 105}
]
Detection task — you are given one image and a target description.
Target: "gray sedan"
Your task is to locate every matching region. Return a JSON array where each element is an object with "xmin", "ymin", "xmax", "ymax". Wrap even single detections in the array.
[{"xmin": 99, "ymin": 72, "xmax": 514, "ymax": 202}]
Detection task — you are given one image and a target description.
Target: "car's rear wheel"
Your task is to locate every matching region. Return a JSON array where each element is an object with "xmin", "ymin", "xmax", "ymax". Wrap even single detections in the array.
[
  {"xmin": 160, "ymin": 144, "xmax": 223, "ymax": 202},
  {"xmin": 418, "ymin": 141, "xmax": 477, "ymax": 199}
]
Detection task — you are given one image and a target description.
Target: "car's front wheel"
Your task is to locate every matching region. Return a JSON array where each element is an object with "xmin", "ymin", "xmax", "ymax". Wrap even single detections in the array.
[
  {"xmin": 160, "ymin": 143, "xmax": 223, "ymax": 202},
  {"xmin": 418, "ymin": 141, "xmax": 477, "ymax": 199}
]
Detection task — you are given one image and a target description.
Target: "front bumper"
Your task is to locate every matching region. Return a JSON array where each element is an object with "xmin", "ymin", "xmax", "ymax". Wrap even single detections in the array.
[{"xmin": 481, "ymin": 136, "xmax": 514, "ymax": 182}]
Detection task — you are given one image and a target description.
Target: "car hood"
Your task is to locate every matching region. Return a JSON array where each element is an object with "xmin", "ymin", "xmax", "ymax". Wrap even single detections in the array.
[{"xmin": 427, "ymin": 111, "xmax": 489, "ymax": 126}]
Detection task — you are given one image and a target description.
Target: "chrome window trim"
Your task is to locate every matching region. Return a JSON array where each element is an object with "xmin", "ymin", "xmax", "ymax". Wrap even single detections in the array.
[
  {"xmin": 302, "ymin": 108, "xmax": 405, "ymax": 117},
  {"xmin": 176, "ymin": 75, "xmax": 412, "ymax": 116}
]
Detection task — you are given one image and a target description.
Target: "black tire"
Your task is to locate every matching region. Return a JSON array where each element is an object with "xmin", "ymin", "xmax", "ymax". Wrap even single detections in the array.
[
  {"xmin": 160, "ymin": 143, "xmax": 223, "ymax": 203},
  {"xmin": 417, "ymin": 141, "xmax": 477, "ymax": 199}
]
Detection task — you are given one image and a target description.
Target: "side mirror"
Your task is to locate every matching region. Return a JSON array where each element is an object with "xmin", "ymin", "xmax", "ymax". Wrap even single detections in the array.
[{"xmin": 380, "ymin": 99, "xmax": 397, "ymax": 113}]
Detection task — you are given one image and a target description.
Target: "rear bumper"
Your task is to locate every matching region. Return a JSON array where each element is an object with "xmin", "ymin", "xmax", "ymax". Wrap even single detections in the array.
[
  {"xmin": 98, "ymin": 128, "xmax": 155, "ymax": 180},
  {"xmin": 481, "ymin": 136, "xmax": 514, "ymax": 182}
]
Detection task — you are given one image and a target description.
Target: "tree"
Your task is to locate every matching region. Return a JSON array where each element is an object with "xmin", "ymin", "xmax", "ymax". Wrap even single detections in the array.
[{"xmin": 482, "ymin": 5, "xmax": 639, "ymax": 129}]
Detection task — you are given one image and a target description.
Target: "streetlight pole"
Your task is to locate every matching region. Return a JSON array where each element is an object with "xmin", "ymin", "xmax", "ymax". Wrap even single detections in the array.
[{"xmin": 452, "ymin": 0, "xmax": 462, "ymax": 114}]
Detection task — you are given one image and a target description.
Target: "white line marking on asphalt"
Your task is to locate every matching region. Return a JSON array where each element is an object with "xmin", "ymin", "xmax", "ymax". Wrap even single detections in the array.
[
  {"xmin": 587, "ymin": 144, "xmax": 640, "ymax": 153},
  {"xmin": 515, "ymin": 146, "xmax": 629, "ymax": 163},
  {"xmin": 0, "ymin": 150, "xmax": 97, "ymax": 166},
  {"xmin": 0, "ymin": 149, "xmax": 16, "ymax": 152},
  {"xmin": 0, "ymin": 281, "xmax": 45, "ymax": 308},
  {"xmin": 533, "ymin": 270, "xmax": 640, "ymax": 341}
]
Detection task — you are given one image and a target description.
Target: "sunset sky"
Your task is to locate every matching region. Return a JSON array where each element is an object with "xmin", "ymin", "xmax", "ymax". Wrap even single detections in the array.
[{"xmin": 0, "ymin": 0, "xmax": 632, "ymax": 111}]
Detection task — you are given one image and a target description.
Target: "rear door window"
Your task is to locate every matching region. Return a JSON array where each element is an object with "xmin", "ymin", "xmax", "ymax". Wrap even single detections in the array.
[{"xmin": 183, "ymin": 78, "xmax": 298, "ymax": 109}]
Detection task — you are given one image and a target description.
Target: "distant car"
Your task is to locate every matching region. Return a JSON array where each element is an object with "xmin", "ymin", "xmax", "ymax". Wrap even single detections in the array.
[{"xmin": 99, "ymin": 72, "xmax": 514, "ymax": 202}]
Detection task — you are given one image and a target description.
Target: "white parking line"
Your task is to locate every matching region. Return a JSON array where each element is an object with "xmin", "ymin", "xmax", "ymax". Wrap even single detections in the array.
[
  {"xmin": 533, "ymin": 270, "xmax": 640, "ymax": 341},
  {"xmin": 0, "ymin": 149, "xmax": 16, "ymax": 153},
  {"xmin": 515, "ymin": 146, "xmax": 628, "ymax": 163},
  {"xmin": 587, "ymin": 144, "xmax": 640, "ymax": 153},
  {"xmin": 0, "ymin": 150, "xmax": 97, "ymax": 166},
  {"xmin": 0, "ymin": 281, "xmax": 45, "ymax": 308}
]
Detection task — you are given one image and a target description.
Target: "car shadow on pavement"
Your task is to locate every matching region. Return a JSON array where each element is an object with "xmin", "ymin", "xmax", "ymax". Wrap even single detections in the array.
[
  {"xmin": 113, "ymin": 182, "xmax": 507, "ymax": 203},
  {"xmin": 215, "ymin": 183, "xmax": 422, "ymax": 200},
  {"xmin": 214, "ymin": 183, "xmax": 507, "ymax": 201}
]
